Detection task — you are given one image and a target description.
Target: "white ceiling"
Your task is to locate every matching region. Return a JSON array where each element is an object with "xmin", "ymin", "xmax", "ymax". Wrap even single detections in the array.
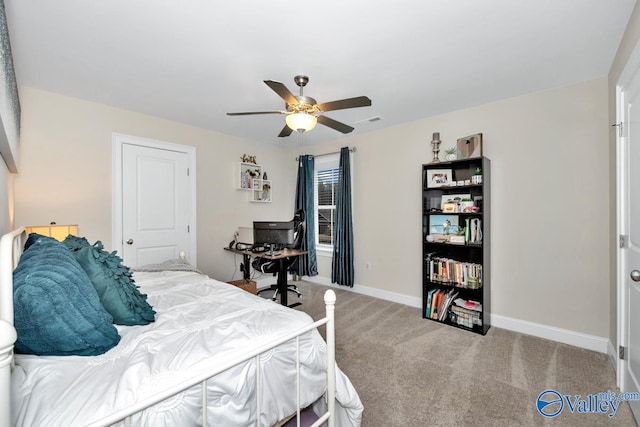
[{"xmin": 4, "ymin": 1, "xmax": 636, "ymax": 146}]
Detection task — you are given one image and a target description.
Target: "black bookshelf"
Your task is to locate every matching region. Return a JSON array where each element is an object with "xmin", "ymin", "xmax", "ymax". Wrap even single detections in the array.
[{"xmin": 422, "ymin": 157, "xmax": 490, "ymax": 335}]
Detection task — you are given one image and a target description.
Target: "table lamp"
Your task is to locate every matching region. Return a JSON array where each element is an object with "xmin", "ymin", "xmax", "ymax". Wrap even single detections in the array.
[{"xmin": 25, "ymin": 222, "xmax": 79, "ymax": 242}]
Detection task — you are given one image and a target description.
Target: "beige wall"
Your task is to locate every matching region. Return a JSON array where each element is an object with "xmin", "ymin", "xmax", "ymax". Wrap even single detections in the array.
[
  {"xmin": 14, "ymin": 87, "xmax": 296, "ymax": 281},
  {"xmin": 303, "ymin": 78, "xmax": 610, "ymax": 337},
  {"xmin": 608, "ymin": 2, "xmax": 640, "ymax": 353},
  {"xmin": 15, "ymin": 78, "xmax": 610, "ymax": 339},
  {"xmin": 0, "ymin": 159, "xmax": 13, "ymax": 233}
]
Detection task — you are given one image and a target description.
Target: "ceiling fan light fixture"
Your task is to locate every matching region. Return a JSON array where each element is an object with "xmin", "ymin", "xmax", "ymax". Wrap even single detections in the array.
[
  {"xmin": 286, "ymin": 112, "xmax": 317, "ymax": 132},
  {"xmin": 228, "ymin": 75, "xmax": 371, "ymax": 137}
]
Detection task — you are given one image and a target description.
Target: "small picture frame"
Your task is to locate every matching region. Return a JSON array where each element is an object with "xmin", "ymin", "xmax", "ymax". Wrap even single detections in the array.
[
  {"xmin": 441, "ymin": 193, "xmax": 471, "ymax": 209},
  {"xmin": 426, "ymin": 169, "xmax": 453, "ymax": 188},
  {"xmin": 442, "ymin": 202, "xmax": 457, "ymax": 213},
  {"xmin": 456, "ymin": 133, "xmax": 483, "ymax": 159},
  {"xmin": 429, "ymin": 215, "xmax": 460, "ymax": 235}
]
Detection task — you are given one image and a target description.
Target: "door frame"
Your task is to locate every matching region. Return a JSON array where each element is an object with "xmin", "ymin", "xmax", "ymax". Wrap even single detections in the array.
[
  {"xmin": 112, "ymin": 133, "xmax": 197, "ymax": 263},
  {"xmin": 616, "ymin": 39, "xmax": 640, "ymax": 390}
]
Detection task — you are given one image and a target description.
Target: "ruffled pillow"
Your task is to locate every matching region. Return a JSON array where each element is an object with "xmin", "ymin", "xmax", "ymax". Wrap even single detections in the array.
[
  {"xmin": 13, "ymin": 236, "xmax": 120, "ymax": 356},
  {"xmin": 65, "ymin": 238, "xmax": 155, "ymax": 326},
  {"xmin": 61, "ymin": 234, "xmax": 91, "ymax": 252}
]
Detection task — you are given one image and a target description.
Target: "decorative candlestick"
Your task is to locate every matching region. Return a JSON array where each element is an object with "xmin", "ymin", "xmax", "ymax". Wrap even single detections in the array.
[{"xmin": 431, "ymin": 132, "xmax": 441, "ymax": 163}]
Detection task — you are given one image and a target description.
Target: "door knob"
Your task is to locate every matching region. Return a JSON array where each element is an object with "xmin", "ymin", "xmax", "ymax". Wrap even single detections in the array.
[
  {"xmin": 126, "ymin": 239, "xmax": 134, "ymax": 245},
  {"xmin": 631, "ymin": 270, "xmax": 640, "ymax": 282}
]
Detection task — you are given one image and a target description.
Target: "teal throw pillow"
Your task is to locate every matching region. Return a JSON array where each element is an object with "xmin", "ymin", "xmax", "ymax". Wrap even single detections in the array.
[
  {"xmin": 24, "ymin": 232, "xmax": 55, "ymax": 250},
  {"xmin": 13, "ymin": 236, "xmax": 120, "ymax": 356},
  {"xmin": 71, "ymin": 240, "xmax": 155, "ymax": 326},
  {"xmin": 61, "ymin": 234, "xmax": 91, "ymax": 252}
]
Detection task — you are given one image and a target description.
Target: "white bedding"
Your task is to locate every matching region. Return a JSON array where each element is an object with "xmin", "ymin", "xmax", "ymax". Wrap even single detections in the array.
[{"xmin": 11, "ymin": 271, "xmax": 363, "ymax": 426}]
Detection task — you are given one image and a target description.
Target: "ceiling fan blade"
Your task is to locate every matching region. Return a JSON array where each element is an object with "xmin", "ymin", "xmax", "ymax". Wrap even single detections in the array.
[
  {"xmin": 278, "ymin": 125, "xmax": 294, "ymax": 138},
  {"xmin": 316, "ymin": 96, "xmax": 372, "ymax": 112},
  {"xmin": 264, "ymin": 80, "xmax": 299, "ymax": 106},
  {"xmin": 227, "ymin": 111, "xmax": 285, "ymax": 116},
  {"xmin": 317, "ymin": 115, "xmax": 354, "ymax": 134}
]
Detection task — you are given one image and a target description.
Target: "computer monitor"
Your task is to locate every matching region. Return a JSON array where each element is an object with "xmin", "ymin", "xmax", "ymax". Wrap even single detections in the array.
[{"xmin": 253, "ymin": 220, "xmax": 295, "ymax": 248}]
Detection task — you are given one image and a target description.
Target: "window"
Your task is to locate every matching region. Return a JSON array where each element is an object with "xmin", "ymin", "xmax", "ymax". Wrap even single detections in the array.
[{"xmin": 314, "ymin": 154, "xmax": 339, "ymax": 252}]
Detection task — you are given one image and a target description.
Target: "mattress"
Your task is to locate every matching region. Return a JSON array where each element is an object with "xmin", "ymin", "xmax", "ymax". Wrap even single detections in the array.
[{"xmin": 11, "ymin": 270, "xmax": 362, "ymax": 426}]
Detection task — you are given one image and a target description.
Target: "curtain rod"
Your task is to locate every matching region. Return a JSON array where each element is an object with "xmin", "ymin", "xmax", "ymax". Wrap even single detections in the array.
[{"xmin": 295, "ymin": 147, "xmax": 356, "ymax": 161}]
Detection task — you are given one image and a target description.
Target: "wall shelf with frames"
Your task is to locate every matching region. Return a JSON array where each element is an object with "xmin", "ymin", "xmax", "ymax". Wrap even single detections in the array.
[
  {"xmin": 237, "ymin": 162, "xmax": 262, "ymax": 190},
  {"xmin": 236, "ymin": 162, "xmax": 272, "ymax": 202},
  {"xmin": 250, "ymin": 179, "xmax": 272, "ymax": 203}
]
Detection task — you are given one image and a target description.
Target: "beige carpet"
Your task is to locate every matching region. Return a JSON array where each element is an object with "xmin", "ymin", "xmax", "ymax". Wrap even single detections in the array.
[{"xmin": 285, "ymin": 281, "xmax": 637, "ymax": 427}]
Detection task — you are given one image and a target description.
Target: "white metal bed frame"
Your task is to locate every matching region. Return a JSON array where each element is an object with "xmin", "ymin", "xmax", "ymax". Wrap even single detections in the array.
[{"xmin": 0, "ymin": 227, "xmax": 337, "ymax": 427}]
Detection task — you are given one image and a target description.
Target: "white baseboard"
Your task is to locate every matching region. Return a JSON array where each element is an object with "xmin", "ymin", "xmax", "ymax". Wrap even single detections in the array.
[
  {"xmin": 302, "ymin": 275, "xmax": 423, "ymax": 309},
  {"xmin": 302, "ymin": 275, "xmax": 612, "ymax": 354},
  {"xmin": 490, "ymin": 314, "xmax": 610, "ymax": 354}
]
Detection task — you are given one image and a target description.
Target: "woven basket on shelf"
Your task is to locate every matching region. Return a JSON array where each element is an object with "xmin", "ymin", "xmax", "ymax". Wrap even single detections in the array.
[{"xmin": 449, "ymin": 305, "xmax": 481, "ymax": 328}]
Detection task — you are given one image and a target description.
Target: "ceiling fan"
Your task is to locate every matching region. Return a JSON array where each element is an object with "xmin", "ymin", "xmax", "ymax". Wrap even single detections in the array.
[{"xmin": 227, "ymin": 75, "xmax": 372, "ymax": 137}]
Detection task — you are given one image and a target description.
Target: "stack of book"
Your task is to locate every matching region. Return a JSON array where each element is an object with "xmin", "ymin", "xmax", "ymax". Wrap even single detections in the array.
[
  {"xmin": 425, "ymin": 288, "xmax": 459, "ymax": 321},
  {"xmin": 426, "ymin": 255, "xmax": 482, "ymax": 289}
]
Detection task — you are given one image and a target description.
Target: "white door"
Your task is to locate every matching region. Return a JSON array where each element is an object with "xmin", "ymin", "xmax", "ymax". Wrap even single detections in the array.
[
  {"xmin": 618, "ymin": 44, "xmax": 640, "ymax": 422},
  {"xmin": 113, "ymin": 134, "xmax": 195, "ymax": 268}
]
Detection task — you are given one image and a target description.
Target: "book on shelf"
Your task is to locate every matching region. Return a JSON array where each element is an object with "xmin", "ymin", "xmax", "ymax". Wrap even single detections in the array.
[
  {"xmin": 425, "ymin": 288, "xmax": 459, "ymax": 321},
  {"xmin": 466, "ymin": 218, "xmax": 482, "ymax": 244},
  {"xmin": 425, "ymin": 252, "xmax": 437, "ymax": 283},
  {"xmin": 425, "ymin": 288, "xmax": 437, "ymax": 318},
  {"xmin": 428, "ymin": 289, "xmax": 438, "ymax": 319},
  {"xmin": 438, "ymin": 290, "xmax": 459, "ymax": 321},
  {"xmin": 428, "ymin": 256, "xmax": 482, "ymax": 289},
  {"xmin": 432, "ymin": 290, "xmax": 442, "ymax": 319}
]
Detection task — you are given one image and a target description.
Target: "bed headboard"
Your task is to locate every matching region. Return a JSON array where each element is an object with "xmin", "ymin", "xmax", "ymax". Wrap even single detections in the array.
[
  {"xmin": 0, "ymin": 227, "xmax": 26, "ymax": 326},
  {"xmin": 0, "ymin": 227, "xmax": 25, "ymax": 427}
]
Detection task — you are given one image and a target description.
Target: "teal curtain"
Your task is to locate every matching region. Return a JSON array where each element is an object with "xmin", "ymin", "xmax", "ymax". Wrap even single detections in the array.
[
  {"xmin": 293, "ymin": 155, "xmax": 317, "ymax": 276},
  {"xmin": 331, "ymin": 147, "xmax": 354, "ymax": 287}
]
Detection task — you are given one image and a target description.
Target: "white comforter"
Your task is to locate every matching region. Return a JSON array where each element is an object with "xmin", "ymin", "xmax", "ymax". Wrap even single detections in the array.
[{"xmin": 11, "ymin": 271, "xmax": 363, "ymax": 426}]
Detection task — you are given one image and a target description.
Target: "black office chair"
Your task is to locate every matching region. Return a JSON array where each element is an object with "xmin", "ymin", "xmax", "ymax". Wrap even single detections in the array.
[{"xmin": 254, "ymin": 210, "xmax": 305, "ymax": 302}]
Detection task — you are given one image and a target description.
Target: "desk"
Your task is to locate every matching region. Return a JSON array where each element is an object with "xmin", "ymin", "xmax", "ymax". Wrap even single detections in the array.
[{"xmin": 224, "ymin": 247, "xmax": 306, "ymax": 307}]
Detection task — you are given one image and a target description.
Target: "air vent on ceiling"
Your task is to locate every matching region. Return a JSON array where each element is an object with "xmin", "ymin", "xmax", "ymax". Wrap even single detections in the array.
[{"xmin": 355, "ymin": 116, "xmax": 382, "ymax": 125}]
